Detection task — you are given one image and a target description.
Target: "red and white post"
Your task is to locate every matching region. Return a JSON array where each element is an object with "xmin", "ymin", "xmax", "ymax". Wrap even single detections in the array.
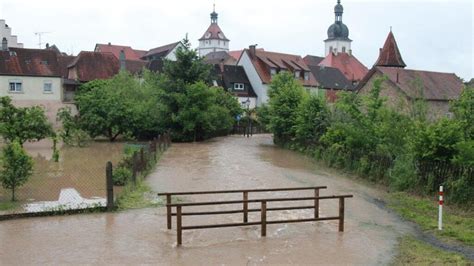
[{"xmin": 438, "ymin": 186, "xmax": 443, "ymax": 230}]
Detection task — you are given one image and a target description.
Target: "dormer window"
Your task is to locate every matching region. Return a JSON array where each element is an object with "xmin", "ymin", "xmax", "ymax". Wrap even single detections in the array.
[
  {"xmin": 304, "ymin": 71, "xmax": 310, "ymax": 81},
  {"xmin": 234, "ymin": 83, "xmax": 244, "ymax": 91},
  {"xmin": 270, "ymin": 68, "xmax": 277, "ymax": 76},
  {"xmin": 294, "ymin": 71, "xmax": 301, "ymax": 79}
]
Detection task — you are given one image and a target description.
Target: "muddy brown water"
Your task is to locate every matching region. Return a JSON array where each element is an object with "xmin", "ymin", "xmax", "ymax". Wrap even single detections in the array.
[
  {"xmin": 0, "ymin": 135, "xmax": 413, "ymax": 264},
  {"xmin": 0, "ymin": 140, "xmax": 124, "ymax": 213}
]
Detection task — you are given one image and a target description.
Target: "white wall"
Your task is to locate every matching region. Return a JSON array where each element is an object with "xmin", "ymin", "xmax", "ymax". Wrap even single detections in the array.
[
  {"xmin": 237, "ymin": 51, "xmax": 268, "ymax": 106},
  {"xmin": 0, "ymin": 20, "xmax": 23, "ymax": 48},
  {"xmin": 198, "ymin": 39, "xmax": 230, "ymax": 57},
  {"xmin": 0, "ymin": 75, "xmax": 62, "ymax": 101},
  {"xmin": 165, "ymin": 43, "xmax": 185, "ymax": 61},
  {"xmin": 324, "ymin": 39, "xmax": 351, "ymax": 56}
]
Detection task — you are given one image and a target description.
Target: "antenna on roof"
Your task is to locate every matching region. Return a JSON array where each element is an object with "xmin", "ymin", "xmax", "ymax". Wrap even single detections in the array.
[{"xmin": 34, "ymin": 32, "xmax": 51, "ymax": 49}]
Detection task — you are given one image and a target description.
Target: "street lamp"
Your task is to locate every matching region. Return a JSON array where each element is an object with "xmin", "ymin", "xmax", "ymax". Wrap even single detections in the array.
[{"xmin": 244, "ymin": 98, "xmax": 251, "ymax": 138}]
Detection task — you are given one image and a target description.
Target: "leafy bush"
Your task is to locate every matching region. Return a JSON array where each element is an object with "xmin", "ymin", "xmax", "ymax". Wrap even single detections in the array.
[{"xmin": 113, "ymin": 167, "xmax": 132, "ymax": 186}]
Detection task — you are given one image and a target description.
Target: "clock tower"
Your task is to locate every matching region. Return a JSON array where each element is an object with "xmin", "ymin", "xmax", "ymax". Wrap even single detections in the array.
[{"xmin": 198, "ymin": 5, "xmax": 230, "ymax": 57}]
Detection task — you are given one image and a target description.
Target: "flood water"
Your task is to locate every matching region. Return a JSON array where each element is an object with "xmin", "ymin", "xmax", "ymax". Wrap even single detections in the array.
[
  {"xmin": 0, "ymin": 140, "xmax": 124, "ymax": 213},
  {"xmin": 0, "ymin": 135, "xmax": 412, "ymax": 264}
]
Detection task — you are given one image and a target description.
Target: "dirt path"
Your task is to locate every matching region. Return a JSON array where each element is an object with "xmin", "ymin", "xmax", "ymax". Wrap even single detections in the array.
[{"xmin": 0, "ymin": 135, "xmax": 415, "ymax": 265}]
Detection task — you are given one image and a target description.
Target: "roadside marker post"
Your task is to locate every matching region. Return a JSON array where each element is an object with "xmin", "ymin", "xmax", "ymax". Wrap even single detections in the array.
[{"xmin": 438, "ymin": 186, "xmax": 443, "ymax": 230}]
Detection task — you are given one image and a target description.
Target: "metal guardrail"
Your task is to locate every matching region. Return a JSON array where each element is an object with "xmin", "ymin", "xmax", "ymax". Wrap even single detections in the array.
[{"xmin": 158, "ymin": 187, "xmax": 353, "ymax": 246}]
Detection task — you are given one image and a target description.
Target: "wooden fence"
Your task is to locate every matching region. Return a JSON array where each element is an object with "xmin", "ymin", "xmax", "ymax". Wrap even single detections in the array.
[{"xmin": 158, "ymin": 187, "xmax": 353, "ymax": 246}]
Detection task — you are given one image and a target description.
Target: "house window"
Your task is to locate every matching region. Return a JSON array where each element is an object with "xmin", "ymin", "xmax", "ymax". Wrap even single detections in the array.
[
  {"xmin": 342, "ymin": 47, "xmax": 346, "ymax": 53},
  {"xmin": 234, "ymin": 83, "xmax": 244, "ymax": 90},
  {"xmin": 9, "ymin": 80, "xmax": 22, "ymax": 93},
  {"xmin": 304, "ymin": 71, "xmax": 310, "ymax": 81},
  {"xmin": 294, "ymin": 71, "xmax": 301, "ymax": 79},
  {"xmin": 43, "ymin": 81, "xmax": 53, "ymax": 93},
  {"xmin": 270, "ymin": 68, "xmax": 277, "ymax": 76}
]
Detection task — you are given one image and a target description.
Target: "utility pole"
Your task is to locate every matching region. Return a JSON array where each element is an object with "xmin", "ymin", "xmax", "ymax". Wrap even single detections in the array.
[{"xmin": 34, "ymin": 32, "xmax": 51, "ymax": 49}]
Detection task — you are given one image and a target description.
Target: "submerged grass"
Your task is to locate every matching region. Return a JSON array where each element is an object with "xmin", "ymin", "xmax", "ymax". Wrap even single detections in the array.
[
  {"xmin": 0, "ymin": 201, "xmax": 19, "ymax": 211},
  {"xmin": 115, "ymin": 179, "xmax": 161, "ymax": 210},
  {"xmin": 392, "ymin": 236, "xmax": 470, "ymax": 265},
  {"xmin": 388, "ymin": 192, "xmax": 474, "ymax": 247}
]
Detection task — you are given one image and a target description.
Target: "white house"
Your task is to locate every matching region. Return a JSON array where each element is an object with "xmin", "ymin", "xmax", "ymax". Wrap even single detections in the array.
[
  {"xmin": 0, "ymin": 19, "xmax": 23, "ymax": 48},
  {"xmin": 237, "ymin": 46, "xmax": 319, "ymax": 106},
  {"xmin": 0, "ymin": 43, "xmax": 74, "ymax": 125}
]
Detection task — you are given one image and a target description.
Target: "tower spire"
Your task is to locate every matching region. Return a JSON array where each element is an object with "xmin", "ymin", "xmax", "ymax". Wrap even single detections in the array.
[
  {"xmin": 210, "ymin": 3, "xmax": 218, "ymax": 24},
  {"xmin": 335, "ymin": 0, "xmax": 343, "ymax": 23}
]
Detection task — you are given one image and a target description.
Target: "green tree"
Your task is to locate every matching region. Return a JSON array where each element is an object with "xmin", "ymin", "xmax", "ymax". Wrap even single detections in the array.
[
  {"xmin": 0, "ymin": 97, "xmax": 53, "ymax": 145},
  {"xmin": 294, "ymin": 93, "xmax": 329, "ymax": 148},
  {"xmin": 0, "ymin": 140, "xmax": 34, "ymax": 201},
  {"xmin": 75, "ymin": 72, "xmax": 139, "ymax": 141},
  {"xmin": 267, "ymin": 72, "xmax": 306, "ymax": 144}
]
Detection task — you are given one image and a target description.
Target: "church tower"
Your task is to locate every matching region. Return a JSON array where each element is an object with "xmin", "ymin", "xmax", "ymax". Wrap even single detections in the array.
[
  {"xmin": 197, "ymin": 5, "xmax": 230, "ymax": 57},
  {"xmin": 324, "ymin": 0, "xmax": 352, "ymax": 56}
]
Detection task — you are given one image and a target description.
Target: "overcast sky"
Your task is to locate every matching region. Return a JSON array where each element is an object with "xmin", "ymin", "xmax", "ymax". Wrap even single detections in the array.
[{"xmin": 1, "ymin": 0, "xmax": 472, "ymax": 80}]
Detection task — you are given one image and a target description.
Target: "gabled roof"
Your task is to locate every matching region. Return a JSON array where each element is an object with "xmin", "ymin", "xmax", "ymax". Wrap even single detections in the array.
[
  {"xmin": 58, "ymin": 55, "xmax": 76, "ymax": 78},
  {"xmin": 243, "ymin": 49, "xmax": 318, "ymax": 87},
  {"xmin": 303, "ymin": 55, "xmax": 325, "ymax": 66},
  {"xmin": 357, "ymin": 66, "xmax": 463, "ymax": 101},
  {"xmin": 199, "ymin": 23, "xmax": 229, "ymax": 41},
  {"xmin": 0, "ymin": 48, "xmax": 61, "ymax": 77},
  {"xmin": 94, "ymin": 43, "xmax": 147, "ymax": 61},
  {"xmin": 68, "ymin": 51, "xmax": 119, "ymax": 82},
  {"xmin": 143, "ymin": 42, "xmax": 181, "ymax": 59},
  {"xmin": 375, "ymin": 31, "xmax": 406, "ymax": 68},
  {"xmin": 211, "ymin": 64, "xmax": 257, "ymax": 97},
  {"xmin": 203, "ymin": 51, "xmax": 237, "ymax": 65},
  {"xmin": 319, "ymin": 52, "xmax": 368, "ymax": 82},
  {"xmin": 308, "ymin": 65, "xmax": 353, "ymax": 90}
]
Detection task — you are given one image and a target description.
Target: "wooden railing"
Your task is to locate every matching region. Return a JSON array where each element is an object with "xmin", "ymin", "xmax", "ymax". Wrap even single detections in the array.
[{"xmin": 158, "ymin": 187, "xmax": 353, "ymax": 246}]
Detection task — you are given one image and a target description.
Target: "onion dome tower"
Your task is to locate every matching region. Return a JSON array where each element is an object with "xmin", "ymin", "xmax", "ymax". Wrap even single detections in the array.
[
  {"xmin": 324, "ymin": 0, "xmax": 352, "ymax": 56},
  {"xmin": 197, "ymin": 4, "xmax": 230, "ymax": 57}
]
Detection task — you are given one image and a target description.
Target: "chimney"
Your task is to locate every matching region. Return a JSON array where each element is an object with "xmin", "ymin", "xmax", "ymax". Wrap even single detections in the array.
[
  {"xmin": 379, "ymin": 48, "xmax": 382, "ymax": 56},
  {"xmin": 108, "ymin": 42, "xmax": 111, "ymax": 46},
  {"xmin": 2, "ymin": 37, "xmax": 8, "ymax": 51},
  {"xmin": 119, "ymin": 50, "xmax": 126, "ymax": 71},
  {"xmin": 46, "ymin": 43, "xmax": 50, "ymax": 49},
  {"xmin": 249, "ymin": 44, "xmax": 257, "ymax": 59}
]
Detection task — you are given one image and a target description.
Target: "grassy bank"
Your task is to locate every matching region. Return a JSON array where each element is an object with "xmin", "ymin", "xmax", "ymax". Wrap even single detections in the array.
[
  {"xmin": 392, "ymin": 236, "xmax": 469, "ymax": 265},
  {"xmin": 115, "ymin": 179, "xmax": 161, "ymax": 210},
  {"xmin": 388, "ymin": 192, "xmax": 474, "ymax": 247}
]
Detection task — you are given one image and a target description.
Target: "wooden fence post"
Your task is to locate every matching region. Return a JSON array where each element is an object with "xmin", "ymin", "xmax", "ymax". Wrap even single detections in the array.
[
  {"xmin": 140, "ymin": 148, "xmax": 145, "ymax": 170},
  {"xmin": 243, "ymin": 191, "xmax": 248, "ymax": 223},
  {"xmin": 167, "ymin": 195, "xmax": 172, "ymax": 229},
  {"xmin": 261, "ymin": 201, "xmax": 267, "ymax": 237},
  {"xmin": 132, "ymin": 153, "xmax": 138, "ymax": 185},
  {"xmin": 106, "ymin": 161, "xmax": 114, "ymax": 211},
  {"xmin": 177, "ymin": 206, "xmax": 182, "ymax": 246},
  {"xmin": 314, "ymin": 188, "xmax": 320, "ymax": 219},
  {"xmin": 338, "ymin": 197, "xmax": 345, "ymax": 232}
]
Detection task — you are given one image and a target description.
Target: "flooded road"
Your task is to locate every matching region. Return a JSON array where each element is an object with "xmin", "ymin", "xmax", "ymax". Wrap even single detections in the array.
[{"xmin": 0, "ymin": 135, "xmax": 412, "ymax": 264}]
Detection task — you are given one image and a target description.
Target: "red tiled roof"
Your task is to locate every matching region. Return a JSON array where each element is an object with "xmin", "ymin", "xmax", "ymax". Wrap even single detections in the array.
[
  {"xmin": 143, "ymin": 42, "xmax": 180, "ymax": 59},
  {"xmin": 0, "ymin": 48, "xmax": 61, "ymax": 77},
  {"xmin": 319, "ymin": 52, "xmax": 368, "ymax": 82},
  {"xmin": 375, "ymin": 31, "xmax": 406, "ymax": 68},
  {"xmin": 357, "ymin": 66, "xmax": 463, "ymax": 101},
  {"xmin": 199, "ymin": 23, "xmax": 229, "ymax": 41},
  {"xmin": 95, "ymin": 43, "xmax": 146, "ymax": 61},
  {"xmin": 58, "ymin": 55, "xmax": 76, "ymax": 78},
  {"xmin": 245, "ymin": 49, "xmax": 318, "ymax": 87},
  {"xmin": 378, "ymin": 67, "xmax": 462, "ymax": 100},
  {"xmin": 68, "ymin": 51, "xmax": 119, "ymax": 82}
]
